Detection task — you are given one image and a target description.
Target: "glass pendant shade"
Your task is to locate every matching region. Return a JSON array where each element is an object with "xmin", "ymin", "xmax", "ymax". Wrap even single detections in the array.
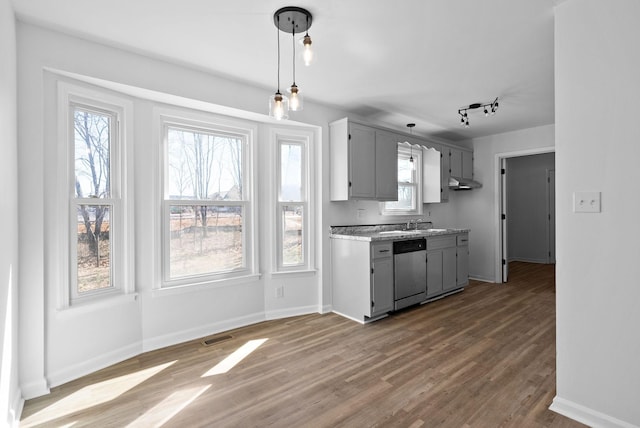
[
  {"xmin": 269, "ymin": 91, "xmax": 289, "ymax": 120},
  {"xmin": 288, "ymin": 84, "xmax": 304, "ymax": 111},
  {"xmin": 301, "ymin": 34, "xmax": 314, "ymax": 66}
]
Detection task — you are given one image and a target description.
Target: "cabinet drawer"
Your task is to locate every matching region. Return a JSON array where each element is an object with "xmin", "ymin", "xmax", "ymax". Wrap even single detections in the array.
[
  {"xmin": 457, "ymin": 234, "xmax": 469, "ymax": 246},
  {"xmin": 371, "ymin": 242, "xmax": 393, "ymax": 259},
  {"xmin": 427, "ymin": 236, "xmax": 456, "ymax": 250}
]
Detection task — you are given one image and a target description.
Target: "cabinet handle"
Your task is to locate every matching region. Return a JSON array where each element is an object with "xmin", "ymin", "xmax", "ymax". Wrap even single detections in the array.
[{"xmin": 379, "ymin": 249, "xmax": 390, "ymax": 253}]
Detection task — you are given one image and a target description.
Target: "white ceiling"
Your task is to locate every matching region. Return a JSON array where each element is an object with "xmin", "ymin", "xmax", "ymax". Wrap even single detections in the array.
[{"xmin": 11, "ymin": 0, "xmax": 557, "ymax": 141}]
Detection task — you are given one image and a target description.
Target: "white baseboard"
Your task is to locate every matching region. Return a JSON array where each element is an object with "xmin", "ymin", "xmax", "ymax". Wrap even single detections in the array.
[
  {"xmin": 550, "ymin": 396, "xmax": 638, "ymax": 428},
  {"xmin": 142, "ymin": 312, "xmax": 266, "ymax": 353},
  {"xmin": 508, "ymin": 257, "xmax": 549, "ymax": 264},
  {"xmin": 469, "ymin": 275, "xmax": 495, "ymax": 283},
  {"xmin": 47, "ymin": 342, "xmax": 142, "ymax": 389},
  {"xmin": 10, "ymin": 391, "xmax": 24, "ymax": 428},
  {"xmin": 19, "ymin": 378, "xmax": 49, "ymax": 400},
  {"xmin": 265, "ymin": 305, "xmax": 318, "ymax": 321}
]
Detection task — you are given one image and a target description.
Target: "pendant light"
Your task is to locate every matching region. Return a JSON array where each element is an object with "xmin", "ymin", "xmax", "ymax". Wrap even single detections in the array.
[
  {"xmin": 288, "ymin": 26, "xmax": 303, "ymax": 111},
  {"xmin": 269, "ymin": 13, "xmax": 288, "ymax": 120},
  {"xmin": 407, "ymin": 123, "xmax": 416, "ymax": 170},
  {"xmin": 269, "ymin": 7, "xmax": 313, "ymax": 119}
]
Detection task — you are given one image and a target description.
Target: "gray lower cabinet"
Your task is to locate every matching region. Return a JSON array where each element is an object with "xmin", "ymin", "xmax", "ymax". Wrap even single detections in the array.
[
  {"xmin": 371, "ymin": 243, "xmax": 394, "ymax": 316},
  {"xmin": 457, "ymin": 233, "xmax": 469, "ymax": 287},
  {"xmin": 331, "ymin": 238, "xmax": 393, "ymax": 322},
  {"xmin": 426, "ymin": 234, "xmax": 465, "ymax": 298},
  {"xmin": 332, "ymin": 233, "xmax": 470, "ymax": 322}
]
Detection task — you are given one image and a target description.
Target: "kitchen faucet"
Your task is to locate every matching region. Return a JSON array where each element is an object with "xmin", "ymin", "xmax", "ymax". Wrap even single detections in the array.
[{"xmin": 406, "ymin": 219, "xmax": 422, "ymax": 230}]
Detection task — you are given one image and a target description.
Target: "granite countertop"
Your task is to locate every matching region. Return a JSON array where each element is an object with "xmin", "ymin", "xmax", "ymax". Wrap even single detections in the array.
[{"xmin": 330, "ymin": 224, "xmax": 470, "ymax": 242}]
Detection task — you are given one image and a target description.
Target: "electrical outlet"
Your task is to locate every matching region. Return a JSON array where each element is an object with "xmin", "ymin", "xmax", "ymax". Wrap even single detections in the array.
[
  {"xmin": 573, "ymin": 191, "xmax": 601, "ymax": 213},
  {"xmin": 356, "ymin": 209, "xmax": 365, "ymax": 220},
  {"xmin": 276, "ymin": 286, "xmax": 284, "ymax": 298}
]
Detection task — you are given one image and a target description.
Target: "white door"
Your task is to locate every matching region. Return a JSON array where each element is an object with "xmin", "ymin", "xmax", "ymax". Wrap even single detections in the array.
[
  {"xmin": 548, "ymin": 169, "xmax": 556, "ymax": 263},
  {"xmin": 501, "ymin": 158, "xmax": 508, "ymax": 282}
]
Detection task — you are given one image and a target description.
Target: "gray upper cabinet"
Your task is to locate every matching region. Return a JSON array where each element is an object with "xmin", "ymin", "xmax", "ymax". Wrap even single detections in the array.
[
  {"xmin": 462, "ymin": 150, "xmax": 473, "ymax": 179},
  {"xmin": 348, "ymin": 123, "xmax": 377, "ymax": 198},
  {"xmin": 330, "ymin": 118, "xmax": 397, "ymax": 201},
  {"xmin": 450, "ymin": 147, "xmax": 474, "ymax": 180},
  {"xmin": 374, "ymin": 131, "xmax": 400, "ymax": 201},
  {"xmin": 450, "ymin": 148, "xmax": 463, "ymax": 178},
  {"xmin": 440, "ymin": 146, "xmax": 450, "ymax": 202}
]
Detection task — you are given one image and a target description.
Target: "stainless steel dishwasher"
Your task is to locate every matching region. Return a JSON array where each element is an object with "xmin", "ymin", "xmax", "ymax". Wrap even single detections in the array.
[{"xmin": 393, "ymin": 238, "xmax": 427, "ymax": 310}]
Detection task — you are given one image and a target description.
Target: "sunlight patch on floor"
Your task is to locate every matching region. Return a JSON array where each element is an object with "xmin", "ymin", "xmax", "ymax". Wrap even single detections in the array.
[
  {"xmin": 20, "ymin": 360, "xmax": 177, "ymax": 427},
  {"xmin": 125, "ymin": 384, "xmax": 211, "ymax": 428},
  {"xmin": 202, "ymin": 338, "xmax": 268, "ymax": 377}
]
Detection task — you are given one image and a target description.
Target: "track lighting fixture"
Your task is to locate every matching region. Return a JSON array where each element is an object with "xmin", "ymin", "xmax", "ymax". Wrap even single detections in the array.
[
  {"xmin": 269, "ymin": 7, "xmax": 313, "ymax": 119},
  {"xmin": 458, "ymin": 97, "xmax": 499, "ymax": 127}
]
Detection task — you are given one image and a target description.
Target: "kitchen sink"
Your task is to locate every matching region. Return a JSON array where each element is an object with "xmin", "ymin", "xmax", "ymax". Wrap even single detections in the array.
[{"xmin": 379, "ymin": 230, "xmax": 423, "ymax": 235}]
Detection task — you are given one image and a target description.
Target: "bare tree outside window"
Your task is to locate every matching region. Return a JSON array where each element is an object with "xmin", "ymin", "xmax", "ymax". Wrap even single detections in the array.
[
  {"xmin": 166, "ymin": 127, "xmax": 245, "ymax": 279},
  {"xmin": 73, "ymin": 107, "xmax": 113, "ymax": 292}
]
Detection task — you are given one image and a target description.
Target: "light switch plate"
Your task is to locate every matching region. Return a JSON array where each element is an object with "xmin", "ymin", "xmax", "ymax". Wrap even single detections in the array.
[{"xmin": 573, "ymin": 191, "xmax": 601, "ymax": 213}]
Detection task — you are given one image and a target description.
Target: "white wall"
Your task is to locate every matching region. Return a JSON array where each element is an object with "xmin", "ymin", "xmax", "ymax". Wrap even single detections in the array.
[
  {"xmin": 506, "ymin": 153, "xmax": 555, "ymax": 263},
  {"xmin": 552, "ymin": 1, "xmax": 640, "ymax": 426},
  {"xmin": 456, "ymin": 125, "xmax": 555, "ymax": 282},
  {"xmin": 17, "ymin": 22, "xmax": 356, "ymax": 397},
  {"xmin": 0, "ymin": 0, "xmax": 20, "ymax": 425}
]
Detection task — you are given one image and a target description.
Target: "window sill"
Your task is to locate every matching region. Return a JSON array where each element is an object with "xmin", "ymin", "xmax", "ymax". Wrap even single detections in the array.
[
  {"xmin": 56, "ymin": 292, "xmax": 139, "ymax": 318},
  {"xmin": 270, "ymin": 269, "xmax": 317, "ymax": 278},
  {"xmin": 154, "ymin": 273, "xmax": 262, "ymax": 297}
]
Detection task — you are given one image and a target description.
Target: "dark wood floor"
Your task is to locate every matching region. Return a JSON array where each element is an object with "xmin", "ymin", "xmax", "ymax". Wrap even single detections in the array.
[{"xmin": 21, "ymin": 262, "xmax": 585, "ymax": 427}]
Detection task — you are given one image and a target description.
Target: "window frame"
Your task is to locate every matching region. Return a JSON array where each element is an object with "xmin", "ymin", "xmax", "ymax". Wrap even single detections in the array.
[
  {"xmin": 158, "ymin": 110, "xmax": 257, "ymax": 288},
  {"xmin": 57, "ymin": 82, "xmax": 135, "ymax": 308},
  {"xmin": 381, "ymin": 142, "xmax": 423, "ymax": 216},
  {"xmin": 271, "ymin": 128, "xmax": 314, "ymax": 273}
]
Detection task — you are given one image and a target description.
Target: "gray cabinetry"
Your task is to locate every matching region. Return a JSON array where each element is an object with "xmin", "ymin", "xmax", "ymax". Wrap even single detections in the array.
[
  {"xmin": 349, "ymin": 123, "xmax": 376, "ymax": 198},
  {"xmin": 426, "ymin": 233, "xmax": 468, "ymax": 298},
  {"xmin": 329, "ymin": 118, "xmax": 398, "ymax": 201},
  {"xmin": 440, "ymin": 146, "xmax": 450, "ymax": 202},
  {"xmin": 426, "ymin": 235, "xmax": 457, "ymax": 297},
  {"xmin": 456, "ymin": 234, "xmax": 469, "ymax": 287},
  {"xmin": 449, "ymin": 147, "xmax": 474, "ymax": 180},
  {"xmin": 371, "ymin": 242, "xmax": 394, "ymax": 316},
  {"xmin": 374, "ymin": 131, "xmax": 400, "ymax": 201},
  {"xmin": 331, "ymin": 238, "xmax": 393, "ymax": 322}
]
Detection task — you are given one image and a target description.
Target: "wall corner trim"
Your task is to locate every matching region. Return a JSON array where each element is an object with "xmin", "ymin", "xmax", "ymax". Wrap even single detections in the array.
[{"xmin": 550, "ymin": 396, "xmax": 638, "ymax": 428}]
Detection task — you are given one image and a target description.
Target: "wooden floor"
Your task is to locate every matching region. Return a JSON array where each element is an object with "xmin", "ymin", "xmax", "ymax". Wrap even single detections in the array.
[{"xmin": 21, "ymin": 262, "xmax": 585, "ymax": 427}]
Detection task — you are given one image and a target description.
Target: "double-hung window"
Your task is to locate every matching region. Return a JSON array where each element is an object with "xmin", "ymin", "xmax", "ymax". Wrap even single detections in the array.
[
  {"xmin": 64, "ymin": 87, "xmax": 133, "ymax": 305},
  {"xmin": 161, "ymin": 115, "xmax": 254, "ymax": 286},
  {"xmin": 382, "ymin": 143, "xmax": 422, "ymax": 216},
  {"xmin": 275, "ymin": 132, "xmax": 311, "ymax": 271}
]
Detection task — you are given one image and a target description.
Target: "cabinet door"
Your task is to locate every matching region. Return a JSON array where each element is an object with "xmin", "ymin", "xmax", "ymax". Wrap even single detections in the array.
[
  {"xmin": 442, "ymin": 247, "xmax": 457, "ymax": 291},
  {"xmin": 426, "ymin": 250, "xmax": 443, "ymax": 297},
  {"xmin": 349, "ymin": 123, "xmax": 376, "ymax": 199},
  {"xmin": 440, "ymin": 147, "xmax": 450, "ymax": 202},
  {"xmin": 462, "ymin": 150, "xmax": 473, "ymax": 179},
  {"xmin": 371, "ymin": 257, "xmax": 394, "ymax": 316},
  {"xmin": 450, "ymin": 148, "xmax": 462, "ymax": 178},
  {"xmin": 457, "ymin": 245, "xmax": 469, "ymax": 286},
  {"xmin": 375, "ymin": 131, "xmax": 399, "ymax": 201}
]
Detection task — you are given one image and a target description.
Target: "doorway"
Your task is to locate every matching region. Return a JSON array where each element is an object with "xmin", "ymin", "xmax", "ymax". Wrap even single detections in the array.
[{"xmin": 496, "ymin": 148, "xmax": 555, "ymax": 283}]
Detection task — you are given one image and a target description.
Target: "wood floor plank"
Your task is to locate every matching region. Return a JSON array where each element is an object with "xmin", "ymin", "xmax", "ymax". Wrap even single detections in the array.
[{"xmin": 20, "ymin": 262, "xmax": 585, "ymax": 427}]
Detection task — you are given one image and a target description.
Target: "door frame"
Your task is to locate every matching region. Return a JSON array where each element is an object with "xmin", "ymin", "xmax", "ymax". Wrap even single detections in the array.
[{"xmin": 494, "ymin": 146, "xmax": 555, "ymax": 284}]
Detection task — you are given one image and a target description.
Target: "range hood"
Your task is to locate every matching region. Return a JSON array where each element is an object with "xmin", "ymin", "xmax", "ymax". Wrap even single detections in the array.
[{"xmin": 449, "ymin": 176, "xmax": 482, "ymax": 191}]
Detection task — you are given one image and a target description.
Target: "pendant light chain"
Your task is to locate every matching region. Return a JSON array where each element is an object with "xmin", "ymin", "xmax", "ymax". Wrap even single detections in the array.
[
  {"xmin": 292, "ymin": 27, "xmax": 296, "ymax": 86},
  {"xmin": 276, "ymin": 15, "xmax": 281, "ymax": 93}
]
